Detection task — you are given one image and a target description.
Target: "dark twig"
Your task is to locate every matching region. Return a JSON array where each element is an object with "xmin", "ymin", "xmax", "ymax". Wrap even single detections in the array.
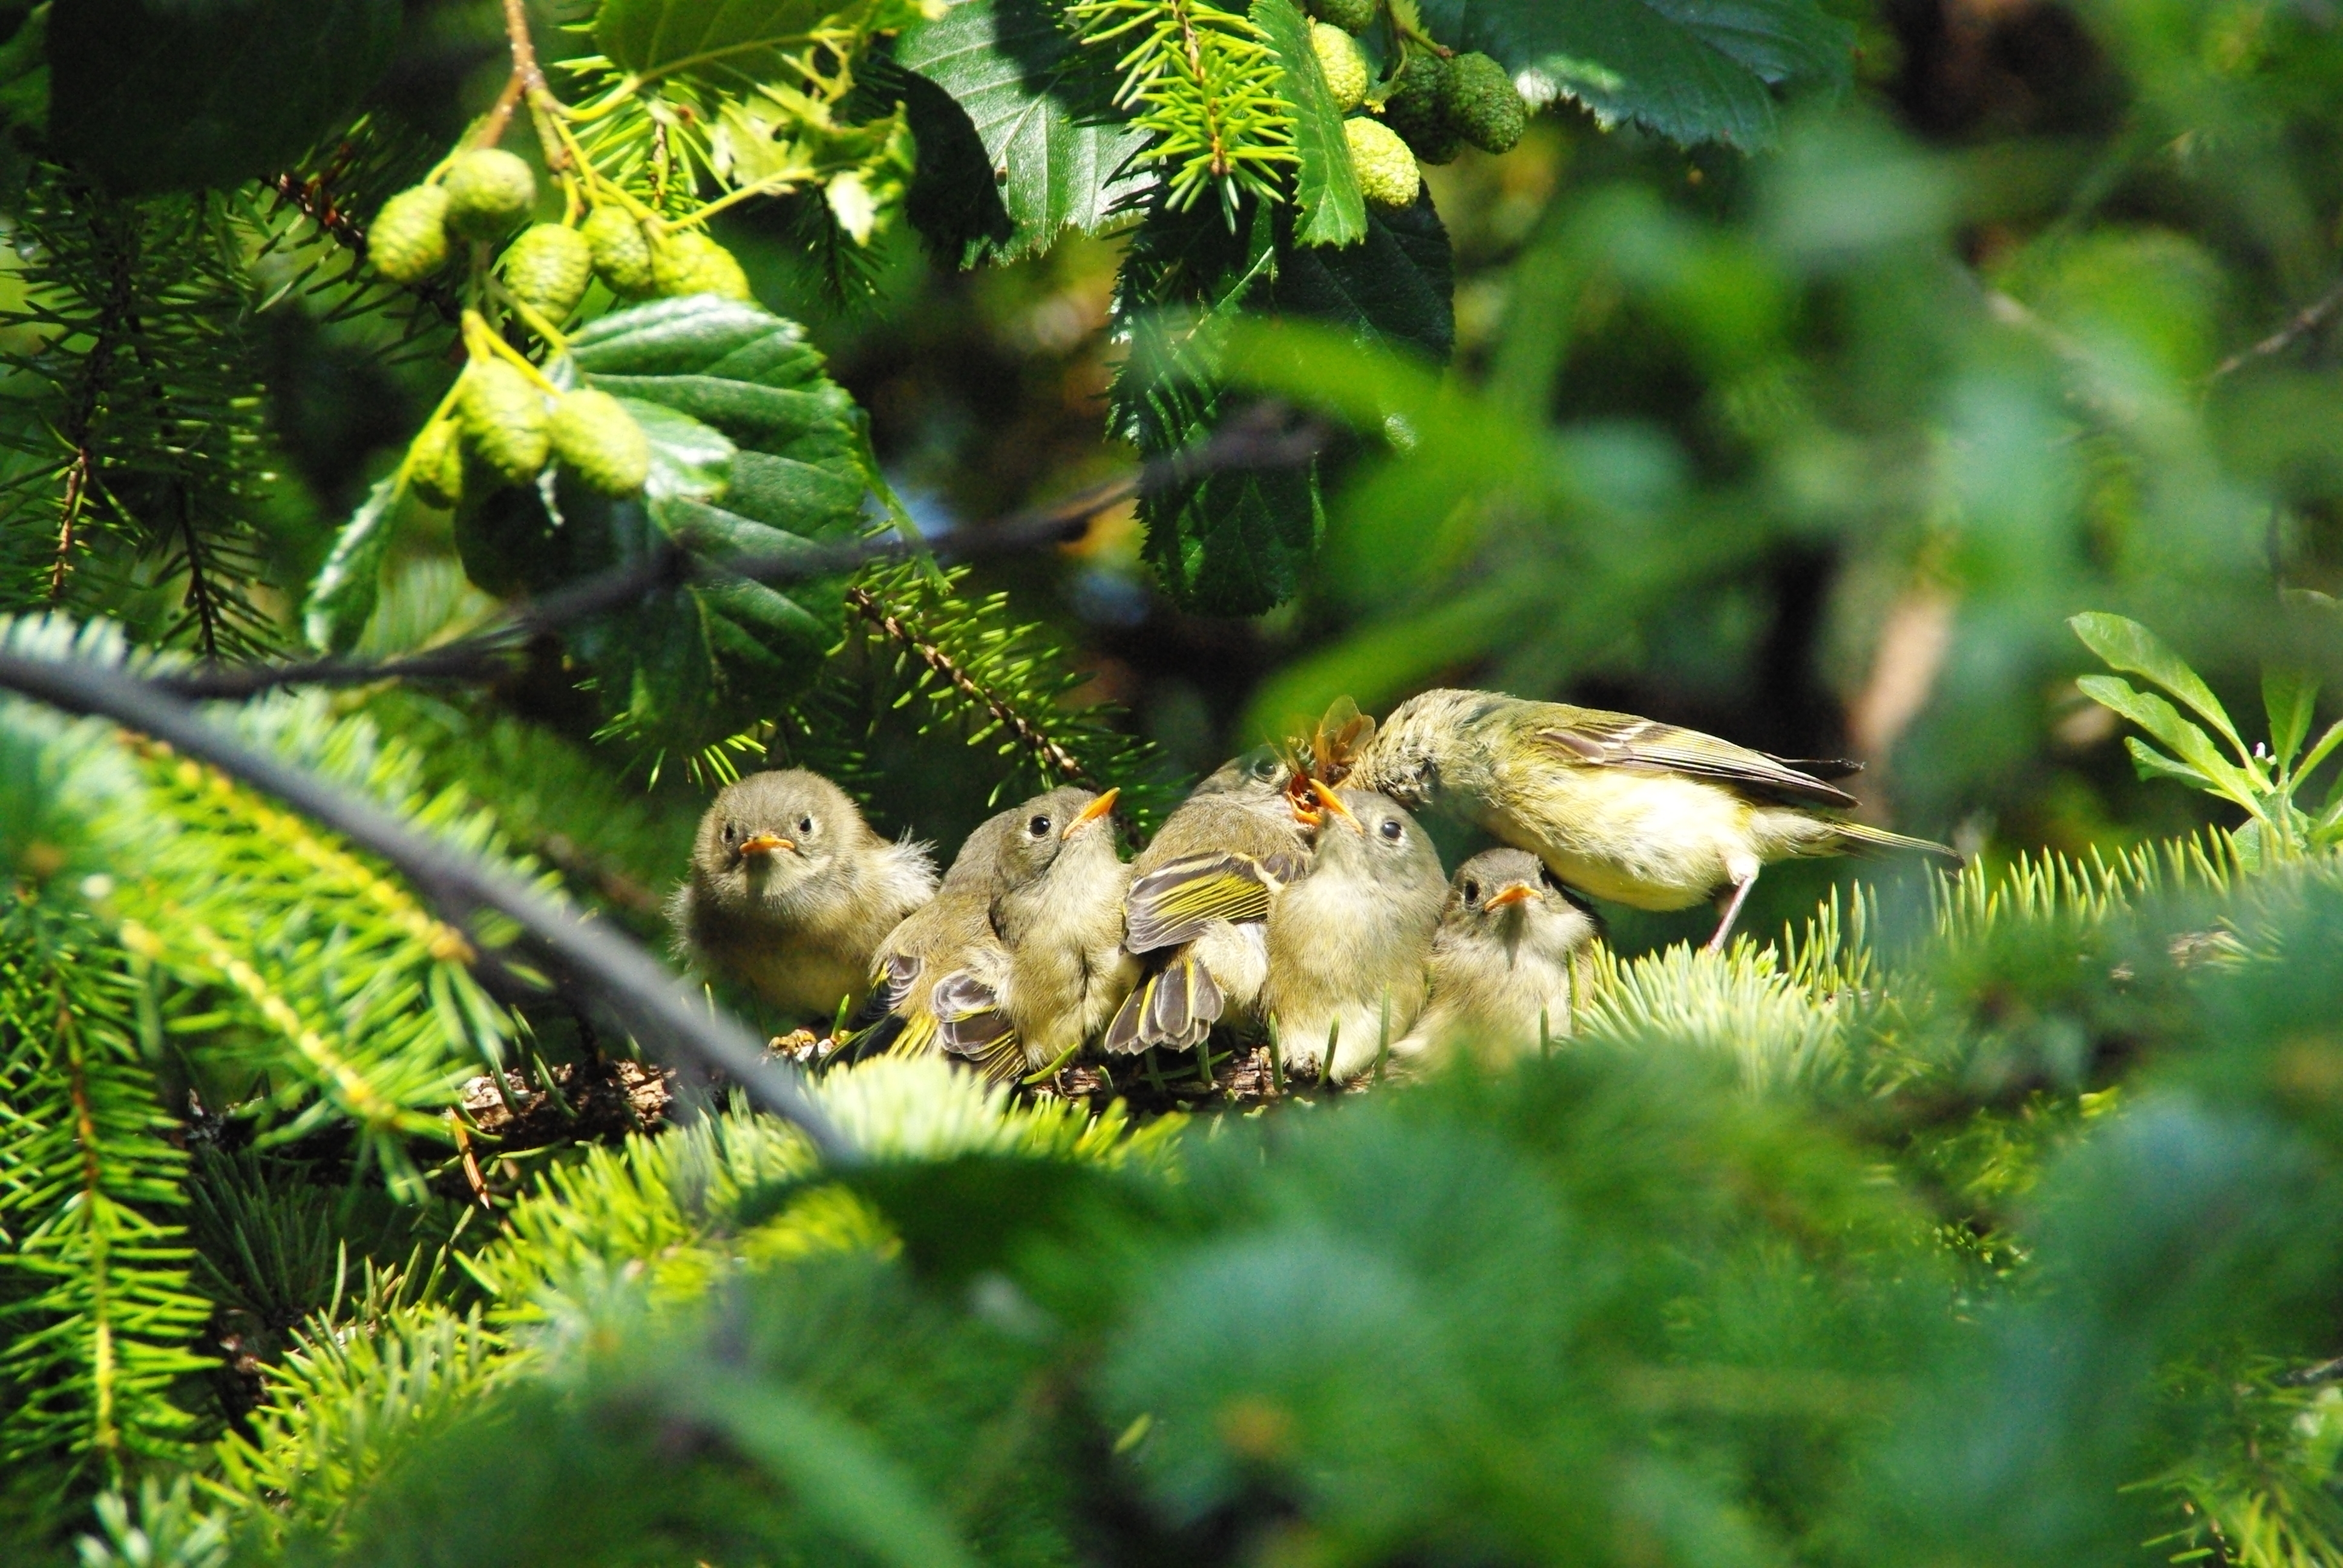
[
  {"xmin": 2209, "ymin": 276, "xmax": 2343, "ymax": 383},
  {"xmin": 0, "ymin": 652, "xmax": 854, "ymax": 1165},
  {"xmin": 845, "ymin": 587, "xmax": 1093, "ymax": 782},
  {"xmin": 159, "ymin": 404, "xmax": 1325, "ymax": 701}
]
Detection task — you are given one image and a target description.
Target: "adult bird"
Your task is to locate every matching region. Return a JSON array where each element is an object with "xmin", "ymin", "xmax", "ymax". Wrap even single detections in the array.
[{"xmin": 1346, "ymin": 689, "xmax": 1958, "ymax": 950}]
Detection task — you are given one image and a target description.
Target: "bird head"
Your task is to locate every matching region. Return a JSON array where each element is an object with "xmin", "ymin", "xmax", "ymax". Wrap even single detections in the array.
[{"xmin": 693, "ymin": 769, "xmax": 863, "ymax": 907}]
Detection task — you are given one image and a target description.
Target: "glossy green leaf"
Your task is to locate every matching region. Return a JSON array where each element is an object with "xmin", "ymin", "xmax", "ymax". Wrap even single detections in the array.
[
  {"xmin": 301, "ymin": 476, "xmax": 401, "ymax": 655},
  {"xmin": 1252, "ymin": 0, "xmax": 1365, "ymax": 249},
  {"xmin": 2070, "ymin": 611, "xmax": 2245, "ymax": 755},
  {"xmin": 1414, "ymin": 0, "xmax": 1851, "ymax": 152},
  {"xmin": 48, "ymin": 0, "xmax": 399, "ymax": 192},
  {"xmin": 894, "ymin": 0, "xmax": 1152, "ymax": 258},
  {"xmin": 2264, "ymin": 667, "xmax": 2318, "ymax": 771},
  {"xmin": 599, "ymin": 0, "xmax": 935, "ymax": 87},
  {"xmin": 2079, "ymin": 673, "xmax": 2259, "ymax": 807}
]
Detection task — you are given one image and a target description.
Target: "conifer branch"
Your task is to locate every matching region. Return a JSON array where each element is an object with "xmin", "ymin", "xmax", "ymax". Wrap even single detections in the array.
[
  {"xmin": 0, "ymin": 649, "xmax": 854, "ymax": 1165},
  {"xmin": 844, "ymin": 584, "xmax": 1092, "ymax": 782}
]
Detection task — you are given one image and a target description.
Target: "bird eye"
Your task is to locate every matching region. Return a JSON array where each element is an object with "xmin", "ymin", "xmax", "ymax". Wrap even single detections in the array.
[
  {"xmin": 798, "ymin": 815, "xmax": 814, "ymax": 835},
  {"xmin": 1029, "ymin": 814, "xmax": 1051, "ymax": 837},
  {"xmin": 721, "ymin": 823, "xmax": 736, "ymax": 843},
  {"xmin": 1380, "ymin": 818, "xmax": 1403, "ymax": 841},
  {"xmin": 1463, "ymin": 879, "xmax": 1480, "ymax": 901}
]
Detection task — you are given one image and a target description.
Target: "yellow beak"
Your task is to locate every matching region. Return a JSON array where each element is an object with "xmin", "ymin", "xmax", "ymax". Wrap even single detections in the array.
[
  {"xmin": 738, "ymin": 833, "xmax": 795, "ymax": 858},
  {"xmin": 1483, "ymin": 881, "xmax": 1539, "ymax": 911},
  {"xmin": 1308, "ymin": 779, "xmax": 1363, "ymax": 833},
  {"xmin": 1064, "ymin": 788, "xmax": 1119, "ymax": 838}
]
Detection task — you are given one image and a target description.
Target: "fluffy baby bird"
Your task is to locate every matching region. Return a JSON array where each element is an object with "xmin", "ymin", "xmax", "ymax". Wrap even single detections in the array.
[
  {"xmin": 1259, "ymin": 785, "xmax": 1447, "ymax": 1083},
  {"xmin": 1347, "ymin": 689, "xmax": 1958, "ymax": 950},
  {"xmin": 669, "ymin": 769, "xmax": 936, "ymax": 1021},
  {"xmin": 851, "ymin": 786, "xmax": 1129, "ymax": 1081},
  {"xmin": 1104, "ymin": 748, "xmax": 1311, "ymax": 1056},
  {"xmin": 1399, "ymin": 848, "xmax": 1602, "ymax": 1068}
]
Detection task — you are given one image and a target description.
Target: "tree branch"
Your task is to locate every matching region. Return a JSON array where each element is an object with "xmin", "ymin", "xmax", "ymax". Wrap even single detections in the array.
[
  {"xmin": 0, "ymin": 652, "xmax": 856, "ymax": 1166},
  {"xmin": 160, "ymin": 403, "xmax": 1324, "ymax": 700},
  {"xmin": 2209, "ymin": 276, "xmax": 2343, "ymax": 383}
]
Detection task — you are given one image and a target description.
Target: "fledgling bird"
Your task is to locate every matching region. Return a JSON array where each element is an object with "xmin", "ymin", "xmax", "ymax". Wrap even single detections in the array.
[
  {"xmin": 850, "ymin": 786, "xmax": 1130, "ymax": 1081},
  {"xmin": 1346, "ymin": 689, "xmax": 1959, "ymax": 951},
  {"xmin": 1397, "ymin": 848, "xmax": 1602, "ymax": 1068},
  {"xmin": 668, "ymin": 769, "xmax": 936, "ymax": 1021},
  {"xmin": 1259, "ymin": 785, "xmax": 1447, "ymax": 1083},
  {"xmin": 1104, "ymin": 749, "xmax": 1311, "ymax": 1056}
]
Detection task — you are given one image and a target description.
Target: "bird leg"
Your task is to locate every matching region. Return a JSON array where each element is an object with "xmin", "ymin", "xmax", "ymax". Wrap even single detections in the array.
[{"xmin": 1705, "ymin": 867, "xmax": 1760, "ymax": 953}]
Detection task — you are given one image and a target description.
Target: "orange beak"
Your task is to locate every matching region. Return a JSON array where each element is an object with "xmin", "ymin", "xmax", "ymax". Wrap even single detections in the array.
[
  {"xmin": 1308, "ymin": 779, "xmax": 1363, "ymax": 833},
  {"xmin": 1483, "ymin": 881, "xmax": 1539, "ymax": 911},
  {"xmin": 1064, "ymin": 788, "xmax": 1119, "ymax": 838},
  {"xmin": 738, "ymin": 833, "xmax": 795, "ymax": 858}
]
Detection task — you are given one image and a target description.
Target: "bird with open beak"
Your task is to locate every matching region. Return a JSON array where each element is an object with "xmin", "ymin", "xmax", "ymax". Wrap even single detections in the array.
[
  {"xmin": 1259, "ymin": 783, "xmax": 1447, "ymax": 1084},
  {"xmin": 1397, "ymin": 848, "xmax": 1602, "ymax": 1068},
  {"xmin": 668, "ymin": 769, "xmax": 936, "ymax": 1021}
]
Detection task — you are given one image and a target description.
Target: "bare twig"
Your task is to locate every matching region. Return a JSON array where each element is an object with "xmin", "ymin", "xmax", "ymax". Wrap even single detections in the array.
[
  {"xmin": 159, "ymin": 404, "xmax": 1324, "ymax": 701},
  {"xmin": 2210, "ymin": 277, "xmax": 2343, "ymax": 384},
  {"xmin": 0, "ymin": 651, "xmax": 854, "ymax": 1165}
]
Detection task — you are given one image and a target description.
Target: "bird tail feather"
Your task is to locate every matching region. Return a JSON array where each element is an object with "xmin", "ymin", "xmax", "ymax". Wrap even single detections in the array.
[
  {"xmin": 1103, "ymin": 953, "xmax": 1224, "ymax": 1055},
  {"xmin": 1832, "ymin": 820, "xmax": 1962, "ymax": 864}
]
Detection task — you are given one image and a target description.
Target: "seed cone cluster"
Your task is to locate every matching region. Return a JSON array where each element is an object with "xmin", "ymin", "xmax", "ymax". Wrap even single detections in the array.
[
  {"xmin": 410, "ymin": 358, "xmax": 652, "ymax": 509},
  {"xmin": 1302, "ymin": 0, "xmax": 1534, "ymax": 208}
]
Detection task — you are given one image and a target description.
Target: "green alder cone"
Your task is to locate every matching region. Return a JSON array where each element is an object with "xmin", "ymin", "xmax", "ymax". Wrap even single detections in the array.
[
  {"xmin": 406, "ymin": 417, "xmax": 466, "ymax": 509},
  {"xmin": 548, "ymin": 389, "xmax": 652, "ymax": 497},
  {"xmin": 1382, "ymin": 47, "xmax": 1457, "ymax": 161},
  {"xmin": 442, "ymin": 148, "xmax": 537, "ymax": 241},
  {"xmin": 1445, "ymin": 51, "xmax": 1526, "ymax": 154},
  {"xmin": 455, "ymin": 359, "xmax": 551, "ymax": 485},
  {"xmin": 1345, "ymin": 116, "xmax": 1421, "ymax": 208},
  {"xmin": 650, "ymin": 227, "xmax": 753, "ymax": 301},
  {"xmin": 369, "ymin": 185, "xmax": 451, "ymax": 283},
  {"xmin": 1312, "ymin": 22, "xmax": 1369, "ymax": 113},
  {"xmin": 502, "ymin": 223, "xmax": 594, "ymax": 324},
  {"xmin": 1306, "ymin": 0, "xmax": 1376, "ymax": 31},
  {"xmin": 583, "ymin": 204, "xmax": 655, "ymax": 296}
]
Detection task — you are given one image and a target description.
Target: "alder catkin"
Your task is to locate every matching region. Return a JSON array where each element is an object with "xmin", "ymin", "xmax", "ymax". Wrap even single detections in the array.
[
  {"xmin": 549, "ymin": 389, "xmax": 653, "ymax": 497},
  {"xmin": 369, "ymin": 185, "xmax": 451, "ymax": 283},
  {"xmin": 1445, "ymin": 52, "xmax": 1527, "ymax": 155},
  {"xmin": 1345, "ymin": 117, "xmax": 1422, "ymax": 209},
  {"xmin": 406, "ymin": 418, "xmax": 466, "ymax": 509},
  {"xmin": 1312, "ymin": 23, "xmax": 1369, "ymax": 113},
  {"xmin": 442, "ymin": 149, "xmax": 537, "ymax": 241},
  {"xmin": 456, "ymin": 359, "xmax": 551, "ymax": 485},
  {"xmin": 649, "ymin": 227, "xmax": 753, "ymax": 301},
  {"xmin": 502, "ymin": 224, "xmax": 594, "ymax": 324},
  {"xmin": 583, "ymin": 205, "xmax": 655, "ymax": 296}
]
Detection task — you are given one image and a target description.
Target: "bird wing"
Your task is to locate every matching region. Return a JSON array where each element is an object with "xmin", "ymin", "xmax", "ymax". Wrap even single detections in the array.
[
  {"xmin": 931, "ymin": 970, "xmax": 1021, "ymax": 1079},
  {"xmin": 1533, "ymin": 710, "xmax": 1858, "ymax": 808},
  {"xmin": 1126, "ymin": 851, "xmax": 1304, "ymax": 953}
]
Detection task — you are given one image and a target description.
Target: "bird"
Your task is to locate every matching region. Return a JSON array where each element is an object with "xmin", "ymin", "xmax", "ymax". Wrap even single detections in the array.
[
  {"xmin": 667, "ymin": 769, "xmax": 936, "ymax": 1022},
  {"xmin": 1259, "ymin": 784, "xmax": 1447, "ymax": 1083},
  {"xmin": 1397, "ymin": 848, "xmax": 1602, "ymax": 1069},
  {"xmin": 981, "ymin": 785, "xmax": 1137, "ymax": 1078},
  {"xmin": 1344, "ymin": 689, "xmax": 1959, "ymax": 951},
  {"xmin": 1103, "ymin": 748, "xmax": 1312, "ymax": 1056},
  {"xmin": 850, "ymin": 786, "xmax": 1130, "ymax": 1081}
]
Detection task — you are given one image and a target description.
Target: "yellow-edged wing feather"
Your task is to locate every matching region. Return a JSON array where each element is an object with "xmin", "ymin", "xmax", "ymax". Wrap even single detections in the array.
[
  {"xmin": 1124, "ymin": 850, "xmax": 1306, "ymax": 953},
  {"xmin": 1534, "ymin": 709, "xmax": 1859, "ymax": 809}
]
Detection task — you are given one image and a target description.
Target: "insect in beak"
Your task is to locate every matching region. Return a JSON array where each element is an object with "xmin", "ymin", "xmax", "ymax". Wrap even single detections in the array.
[
  {"xmin": 1308, "ymin": 779, "xmax": 1364, "ymax": 833},
  {"xmin": 1064, "ymin": 788, "xmax": 1119, "ymax": 838},
  {"xmin": 738, "ymin": 833, "xmax": 795, "ymax": 858},
  {"xmin": 1483, "ymin": 882, "xmax": 1539, "ymax": 911}
]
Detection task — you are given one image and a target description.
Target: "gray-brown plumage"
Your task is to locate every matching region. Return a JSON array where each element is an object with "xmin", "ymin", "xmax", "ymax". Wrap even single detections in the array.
[
  {"xmin": 668, "ymin": 769, "xmax": 936, "ymax": 1021},
  {"xmin": 1397, "ymin": 848, "xmax": 1601, "ymax": 1068},
  {"xmin": 1259, "ymin": 785, "xmax": 1447, "ymax": 1083},
  {"xmin": 1348, "ymin": 689, "xmax": 1956, "ymax": 950},
  {"xmin": 1104, "ymin": 748, "xmax": 1310, "ymax": 1056}
]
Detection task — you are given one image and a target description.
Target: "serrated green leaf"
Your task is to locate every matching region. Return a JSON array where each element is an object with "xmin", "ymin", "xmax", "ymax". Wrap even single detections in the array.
[
  {"xmin": 454, "ymin": 298, "xmax": 869, "ymax": 751},
  {"xmin": 2069, "ymin": 611, "xmax": 2244, "ymax": 754},
  {"xmin": 48, "ymin": 0, "xmax": 399, "ymax": 193},
  {"xmin": 301, "ymin": 476, "xmax": 401, "ymax": 655},
  {"xmin": 1415, "ymin": 0, "xmax": 1852, "ymax": 152},
  {"xmin": 1251, "ymin": 0, "xmax": 1364, "ymax": 249},
  {"xmin": 894, "ymin": 0, "xmax": 1152, "ymax": 259}
]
